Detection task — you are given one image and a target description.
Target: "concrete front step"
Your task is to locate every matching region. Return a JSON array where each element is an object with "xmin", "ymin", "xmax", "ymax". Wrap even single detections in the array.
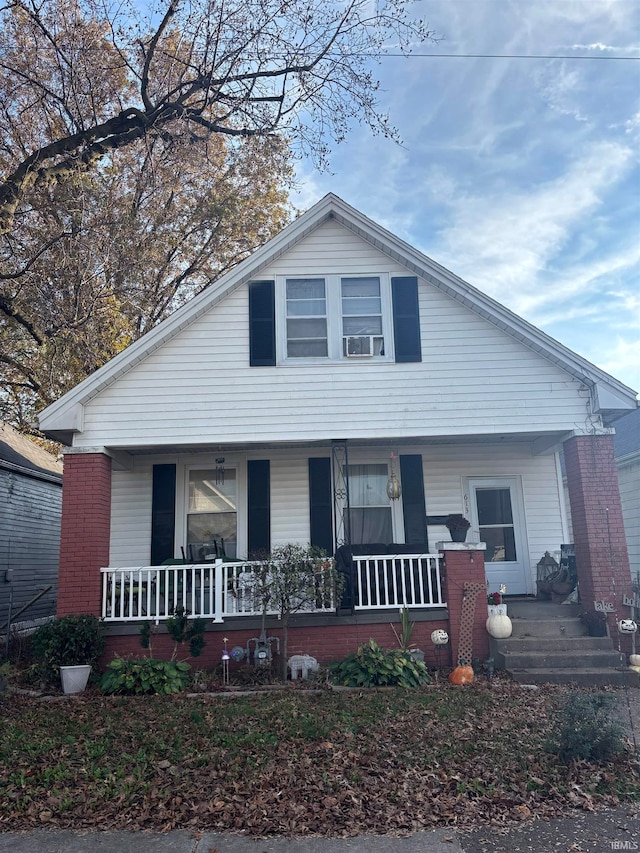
[
  {"xmin": 490, "ymin": 601, "xmax": 627, "ymax": 685},
  {"xmin": 510, "ymin": 617, "xmax": 586, "ymax": 638},
  {"xmin": 506, "ymin": 600, "xmax": 582, "ymax": 619},
  {"xmin": 497, "ymin": 636, "xmax": 613, "ymax": 652},
  {"xmin": 496, "ymin": 649, "xmax": 623, "ymax": 670},
  {"xmin": 509, "ymin": 668, "xmax": 639, "ymax": 687}
]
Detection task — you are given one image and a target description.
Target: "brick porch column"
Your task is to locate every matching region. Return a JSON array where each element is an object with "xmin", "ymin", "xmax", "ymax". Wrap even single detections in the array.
[
  {"xmin": 58, "ymin": 451, "xmax": 112, "ymax": 616},
  {"xmin": 439, "ymin": 542, "xmax": 489, "ymax": 667},
  {"xmin": 564, "ymin": 434, "xmax": 632, "ymax": 635}
]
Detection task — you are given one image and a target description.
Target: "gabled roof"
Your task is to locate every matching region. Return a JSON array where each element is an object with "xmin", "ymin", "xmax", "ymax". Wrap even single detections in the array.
[
  {"xmin": 0, "ymin": 422, "xmax": 62, "ymax": 482},
  {"xmin": 38, "ymin": 193, "xmax": 638, "ymax": 442}
]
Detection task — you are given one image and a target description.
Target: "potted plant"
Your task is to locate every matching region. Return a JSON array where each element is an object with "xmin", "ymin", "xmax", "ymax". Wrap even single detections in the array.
[
  {"xmin": 486, "ymin": 586, "xmax": 512, "ymax": 638},
  {"xmin": 445, "ymin": 514, "xmax": 471, "ymax": 543},
  {"xmin": 31, "ymin": 614, "xmax": 105, "ymax": 694},
  {"xmin": 580, "ymin": 610, "xmax": 608, "ymax": 638}
]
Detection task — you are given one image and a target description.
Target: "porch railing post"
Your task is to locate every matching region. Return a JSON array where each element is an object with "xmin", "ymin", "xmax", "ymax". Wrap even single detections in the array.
[{"xmin": 213, "ymin": 559, "xmax": 224, "ymax": 623}]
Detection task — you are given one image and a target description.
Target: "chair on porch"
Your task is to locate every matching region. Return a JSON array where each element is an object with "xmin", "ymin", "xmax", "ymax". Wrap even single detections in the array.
[{"xmin": 106, "ymin": 571, "xmax": 157, "ymax": 617}]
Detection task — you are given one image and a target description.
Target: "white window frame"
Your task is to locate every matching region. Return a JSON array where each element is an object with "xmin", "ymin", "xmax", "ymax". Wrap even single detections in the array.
[
  {"xmin": 333, "ymin": 453, "xmax": 405, "ymax": 546},
  {"xmin": 175, "ymin": 458, "xmax": 247, "ymax": 561},
  {"xmin": 276, "ymin": 273, "xmax": 394, "ymax": 364}
]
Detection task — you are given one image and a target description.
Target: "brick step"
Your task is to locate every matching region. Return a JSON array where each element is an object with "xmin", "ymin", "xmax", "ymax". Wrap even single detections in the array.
[{"xmin": 509, "ymin": 668, "xmax": 639, "ymax": 687}]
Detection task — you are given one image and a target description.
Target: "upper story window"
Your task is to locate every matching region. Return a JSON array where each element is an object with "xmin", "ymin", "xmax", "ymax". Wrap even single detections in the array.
[
  {"xmin": 249, "ymin": 273, "xmax": 420, "ymax": 367},
  {"xmin": 286, "ymin": 278, "xmax": 328, "ymax": 358},
  {"xmin": 342, "ymin": 277, "xmax": 384, "ymax": 357},
  {"xmin": 279, "ymin": 273, "xmax": 391, "ymax": 362}
]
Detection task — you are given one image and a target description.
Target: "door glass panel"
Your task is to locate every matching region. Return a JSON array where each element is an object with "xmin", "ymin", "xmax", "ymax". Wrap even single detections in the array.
[
  {"xmin": 187, "ymin": 469, "xmax": 237, "ymax": 559},
  {"xmin": 347, "ymin": 464, "xmax": 392, "ymax": 544},
  {"xmin": 475, "ymin": 487, "xmax": 516, "ymax": 562}
]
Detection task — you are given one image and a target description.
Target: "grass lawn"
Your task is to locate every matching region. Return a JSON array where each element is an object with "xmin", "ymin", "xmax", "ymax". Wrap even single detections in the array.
[{"xmin": 1, "ymin": 680, "xmax": 639, "ymax": 836}]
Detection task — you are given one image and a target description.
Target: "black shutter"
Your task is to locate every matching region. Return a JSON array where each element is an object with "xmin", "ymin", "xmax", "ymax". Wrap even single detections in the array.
[
  {"xmin": 151, "ymin": 464, "xmax": 176, "ymax": 564},
  {"xmin": 309, "ymin": 457, "xmax": 333, "ymax": 555},
  {"xmin": 249, "ymin": 280, "xmax": 276, "ymax": 366},
  {"xmin": 391, "ymin": 276, "xmax": 421, "ymax": 363},
  {"xmin": 247, "ymin": 459, "xmax": 270, "ymax": 557},
  {"xmin": 399, "ymin": 454, "xmax": 428, "ymax": 548}
]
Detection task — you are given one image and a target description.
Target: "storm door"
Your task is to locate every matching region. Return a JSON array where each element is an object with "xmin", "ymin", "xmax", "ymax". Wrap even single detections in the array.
[{"xmin": 467, "ymin": 478, "xmax": 530, "ymax": 595}]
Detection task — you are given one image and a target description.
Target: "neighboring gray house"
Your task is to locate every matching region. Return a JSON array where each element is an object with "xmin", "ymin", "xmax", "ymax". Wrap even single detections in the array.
[
  {"xmin": 0, "ymin": 423, "xmax": 62, "ymax": 634},
  {"xmin": 613, "ymin": 407, "xmax": 640, "ymax": 581}
]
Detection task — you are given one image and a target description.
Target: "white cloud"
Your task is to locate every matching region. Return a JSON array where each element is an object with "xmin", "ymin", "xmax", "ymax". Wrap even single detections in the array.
[
  {"xmin": 432, "ymin": 140, "xmax": 634, "ymax": 301},
  {"xmin": 536, "ymin": 63, "xmax": 588, "ymax": 122}
]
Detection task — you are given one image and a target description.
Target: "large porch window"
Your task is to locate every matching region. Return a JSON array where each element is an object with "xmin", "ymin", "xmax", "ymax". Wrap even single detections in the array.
[
  {"xmin": 187, "ymin": 469, "xmax": 237, "ymax": 559},
  {"xmin": 347, "ymin": 463, "xmax": 393, "ymax": 545}
]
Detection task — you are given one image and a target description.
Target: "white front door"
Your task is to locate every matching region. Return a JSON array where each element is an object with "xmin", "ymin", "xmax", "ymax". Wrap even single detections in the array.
[{"xmin": 466, "ymin": 477, "xmax": 531, "ymax": 596}]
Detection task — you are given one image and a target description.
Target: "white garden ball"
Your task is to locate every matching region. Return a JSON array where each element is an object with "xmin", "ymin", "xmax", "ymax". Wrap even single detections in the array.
[{"xmin": 431, "ymin": 629, "xmax": 449, "ymax": 646}]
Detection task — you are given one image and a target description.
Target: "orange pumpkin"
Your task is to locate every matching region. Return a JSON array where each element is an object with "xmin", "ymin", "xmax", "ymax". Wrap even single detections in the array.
[{"xmin": 448, "ymin": 663, "xmax": 474, "ymax": 685}]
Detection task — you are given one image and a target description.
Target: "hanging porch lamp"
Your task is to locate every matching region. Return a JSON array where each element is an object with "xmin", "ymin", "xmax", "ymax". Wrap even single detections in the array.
[{"xmin": 386, "ymin": 452, "xmax": 401, "ymax": 501}]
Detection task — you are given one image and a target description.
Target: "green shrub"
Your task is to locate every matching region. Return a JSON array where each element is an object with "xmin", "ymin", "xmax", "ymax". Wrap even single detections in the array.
[
  {"xmin": 99, "ymin": 657, "xmax": 191, "ymax": 695},
  {"xmin": 166, "ymin": 607, "xmax": 207, "ymax": 658},
  {"xmin": 549, "ymin": 692, "xmax": 627, "ymax": 762},
  {"xmin": 329, "ymin": 639, "xmax": 431, "ymax": 688},
  {"xmin": 31, "ymin": 615, "xmax": 105, "ymax": 682}
]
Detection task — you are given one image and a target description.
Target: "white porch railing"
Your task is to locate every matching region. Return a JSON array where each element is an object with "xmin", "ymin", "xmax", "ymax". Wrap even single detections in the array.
[
  {"xmin": 101, "ymin": 552, "xmax": 445, "ymax": 622},
  {"xmin": 353, "ymin": 553, "xmax": 444, "ymax": 610},
  {"xmin": 100, "ymin": 560, "xmax": 337, "ymax": 623}
]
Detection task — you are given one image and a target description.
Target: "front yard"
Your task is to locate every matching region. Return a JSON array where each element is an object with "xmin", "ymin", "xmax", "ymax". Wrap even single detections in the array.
[{"xmin": 1, "ymin": 681, "xmax": 639, "ymax": 836}]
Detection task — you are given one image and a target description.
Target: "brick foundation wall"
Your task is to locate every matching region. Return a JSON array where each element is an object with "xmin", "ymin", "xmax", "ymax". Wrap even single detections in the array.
[
  {"xmin": 564, "ymin": 434, "xmax": 633, "ymax": 644},
  {"xmin": 58, "ymin": 452, "xmax": 112, "ymax": 616},
  {"xmin": 102, "ymin": 617, "xmax": 452, "ymax": 673}
]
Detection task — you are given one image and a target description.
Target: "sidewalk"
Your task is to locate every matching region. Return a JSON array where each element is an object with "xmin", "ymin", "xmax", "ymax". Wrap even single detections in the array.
[
  {"xmin": 0, "ymin": 828, "xmax": 462, "ymax": 852},
  {"xmin": 1, "ymin": 806, "xmax": 639, "ymax": 853}
]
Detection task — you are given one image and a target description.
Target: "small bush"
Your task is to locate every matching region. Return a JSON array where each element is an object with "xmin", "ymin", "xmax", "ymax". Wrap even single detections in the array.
[
  {"xmin": 31, "ymin": 615, "xmax": 105, "ymax": 682},
  {"xmin": 549, "ymin": 692, "xmax": 627, "ymax": 762},
  {"xmin": 329, "ymin": 639, "xmax": 431, "ymax": 688},
  {"xmin": 100, "ymin": 657, "xmax": 191, "ymax": 695}
]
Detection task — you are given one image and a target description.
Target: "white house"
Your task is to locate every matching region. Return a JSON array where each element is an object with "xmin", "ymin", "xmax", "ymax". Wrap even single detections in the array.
[{"xmin": 38, "ymin": 194, "xmax": 637, "ymax": 668}]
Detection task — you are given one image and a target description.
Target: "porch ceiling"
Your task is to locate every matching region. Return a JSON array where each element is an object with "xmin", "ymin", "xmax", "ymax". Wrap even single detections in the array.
[{"xmin": 106, "ymin": 430, "xmax": 573, "ymax": 457}]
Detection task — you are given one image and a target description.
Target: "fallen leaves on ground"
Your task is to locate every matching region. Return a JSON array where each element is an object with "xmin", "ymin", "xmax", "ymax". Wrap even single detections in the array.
[{"xmin": 0, "ymin": 680, "xmax": 638, "ymax": 836}]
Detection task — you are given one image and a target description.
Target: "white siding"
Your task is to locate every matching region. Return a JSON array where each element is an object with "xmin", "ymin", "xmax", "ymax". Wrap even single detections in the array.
[
  {"xmin": 108, "ymin": 442, "xmax": 563, "ymax": 593},
  {"xmin": 76, "ymin": 220, "xmax": 589, "ymax": 448},
  {"xmin": 110, "ymin": 461, "xmax": 154, "ymax": 566},
  {"xmin": 419, "ymin": 443, "xmax": 563, "ymax": 589},
  {"xmin": 270, "ymin": 451, "xmax": 311, "ymax": 547},
  {"xmin": 619, "ymin": 459, "xmax": 640, "ymax": 579}
]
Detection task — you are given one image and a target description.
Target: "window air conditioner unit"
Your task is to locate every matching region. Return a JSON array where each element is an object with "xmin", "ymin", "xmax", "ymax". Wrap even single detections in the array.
[{"xmin": 345, "ymin": 335, "xmax": 375, "ymax": 357}]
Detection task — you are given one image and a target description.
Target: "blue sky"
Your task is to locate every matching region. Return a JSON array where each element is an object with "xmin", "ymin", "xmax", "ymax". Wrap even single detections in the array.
[{"xmin": 291, "ymin": 0, "xmax": 640, "ymax": 395}]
